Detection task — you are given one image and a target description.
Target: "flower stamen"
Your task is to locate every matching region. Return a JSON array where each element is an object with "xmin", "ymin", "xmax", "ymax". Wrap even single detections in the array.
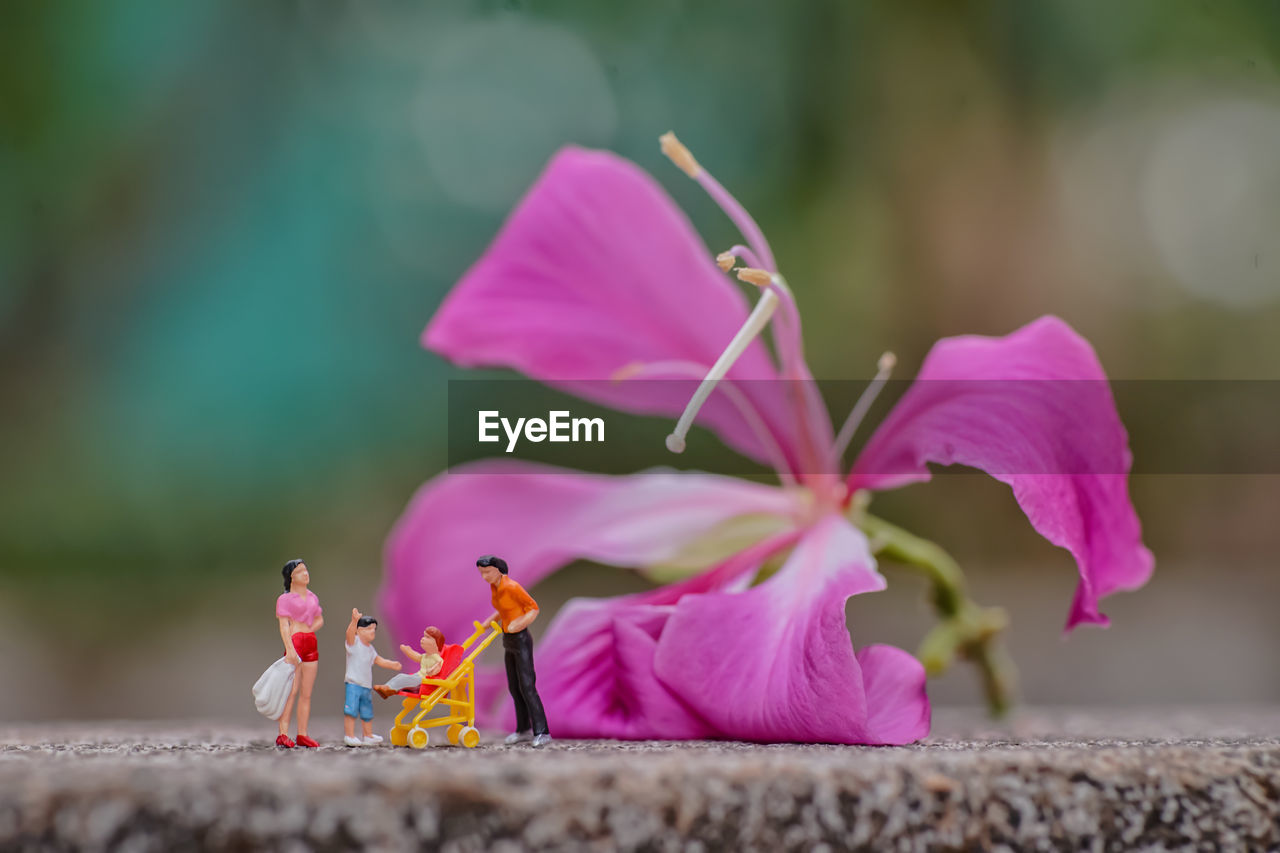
[
  {"xmin": 722, "ymin": 244, "xmax": 764, "ymax": 271},
  {"xmin": 659, "ymin": 132, "xmax": 701, "ymax": 178},
  {"xmin": 665, "ymin": 272, "xmax": 781, "ymax": 456},
  {"xmin": 829, "ymin": 352, "xmax": 896, "ymax": 468},
  {"xmin": 614, "ymin": 358, "xmax": 797, "ymax": 487},
  {"xmin": 661, "ymin": 133, "xmax": 830, "ymax": 477},
  {"xmin": 715, "ymin": 252, "xmax": 736, "ymax": 272},
  {"xmin": 660, "ymin": 132, "xmax": 776, "ymax": 271},
  {"xmin": 735, "ymin": 267, "xmax": 773, "ymax": 288}
]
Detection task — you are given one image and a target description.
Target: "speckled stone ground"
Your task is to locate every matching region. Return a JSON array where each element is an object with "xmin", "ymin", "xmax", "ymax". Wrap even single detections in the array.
[{"xmin": 3, "ymin": 708, "xmax": 1279, "ymax": 851}]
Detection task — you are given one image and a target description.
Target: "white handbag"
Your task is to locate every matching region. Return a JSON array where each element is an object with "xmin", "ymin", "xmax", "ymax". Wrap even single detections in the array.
[{"xmin": 252, "ymin": 657, "xmax": 297, "ymax": 720}]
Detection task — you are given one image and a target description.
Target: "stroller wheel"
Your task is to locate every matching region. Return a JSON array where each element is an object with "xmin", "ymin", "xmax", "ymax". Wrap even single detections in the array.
[
  {"xmin": 446, "ymin": 724, "xmax": 463, "ymax": 745},
  {"xmin": 407, "ymin": 726, "xmax": 429, "ymax": 749},
  {"xmin": 460, "ymin": 726, "xmax": 480, "ymax": 749}
]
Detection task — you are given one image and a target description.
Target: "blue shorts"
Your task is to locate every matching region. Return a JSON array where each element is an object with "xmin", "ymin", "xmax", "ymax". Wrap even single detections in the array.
[{"xmin": 343, "ymin": 683, "xmax": 374, "ymax": 721}]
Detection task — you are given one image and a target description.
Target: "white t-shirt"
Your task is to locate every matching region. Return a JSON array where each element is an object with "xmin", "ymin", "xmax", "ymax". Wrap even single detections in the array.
[{"xmin": 345, "ymin": 640, "xmax": 378, "ymax": 688}]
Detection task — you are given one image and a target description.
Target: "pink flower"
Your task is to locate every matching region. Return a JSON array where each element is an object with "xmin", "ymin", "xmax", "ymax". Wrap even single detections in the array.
[{"xmin": 379, "ymin": 136, "xmax": 1152, "ymax": 744}]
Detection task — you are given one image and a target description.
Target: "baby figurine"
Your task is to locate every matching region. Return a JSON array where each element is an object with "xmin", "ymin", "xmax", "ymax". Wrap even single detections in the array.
[
  {"xmin": 374, "ymin": 626, "xmax": 462, "ymax": 698},
  {"xmin": 401, "ymin": 626, "xmax": 447, "ymax": 689}
]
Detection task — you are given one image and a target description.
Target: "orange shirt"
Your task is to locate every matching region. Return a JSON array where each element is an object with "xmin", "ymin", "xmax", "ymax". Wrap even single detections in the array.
[{"xmin": 491, "ymin": 576, "xmax": 538, "ymax": 631}]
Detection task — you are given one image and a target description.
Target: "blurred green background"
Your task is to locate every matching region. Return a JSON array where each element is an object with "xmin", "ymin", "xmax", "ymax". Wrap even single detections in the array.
[{"xmin": 2, "ymin": 0, "xmax": 1278, "ymax": 722}]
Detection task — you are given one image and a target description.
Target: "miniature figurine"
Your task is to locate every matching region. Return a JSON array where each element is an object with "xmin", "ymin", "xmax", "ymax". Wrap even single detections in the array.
[
  {"xmin": 402, "ymin": 627, "xmax": 463, "ymax": 691},
  {"xmin": 374, "ymin": 626, "xmax": 463, "ymax": 698},
  {"xmin": 477, "ymin": 555, "xmax": 551, "ymax": 746},
  {"xmin": 274, "ymin": 558, "xmax": 324, "ymax": 748},
  {"xmin": 343, "ymin": 609, "xmax": 402, "ymax": 747}
]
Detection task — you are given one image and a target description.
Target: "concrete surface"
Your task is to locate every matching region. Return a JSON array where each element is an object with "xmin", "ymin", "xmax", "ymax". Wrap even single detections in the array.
[{"xmin": 2, "ymin": 708, "xmax": 1279, "ymax": 851}]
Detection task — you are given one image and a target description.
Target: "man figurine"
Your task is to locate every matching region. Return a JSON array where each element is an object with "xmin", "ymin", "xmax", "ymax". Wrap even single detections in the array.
[{"xmin": 478, "ymin": 555, "xmax": 551, "ymax": 747}]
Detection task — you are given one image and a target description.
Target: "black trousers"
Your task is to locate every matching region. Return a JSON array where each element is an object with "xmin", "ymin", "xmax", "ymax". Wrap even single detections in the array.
[{"xmin": 502, "ymin": 629, "xmax": 549, "ymax": 736}]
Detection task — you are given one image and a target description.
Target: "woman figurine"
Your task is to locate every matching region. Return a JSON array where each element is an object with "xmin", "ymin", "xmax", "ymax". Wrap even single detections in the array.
[{"xmin": 275, "ymin": 558, "xmax": 324, "ymax": 748}]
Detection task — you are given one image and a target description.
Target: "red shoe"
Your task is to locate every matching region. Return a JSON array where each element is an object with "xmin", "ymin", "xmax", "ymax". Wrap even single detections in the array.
[
  {"xmin": 275, "ymin": 734, "xmax": 295, "ymax": 749},
  {"xmin": 295, "ymin": 734, "xmax": 319, "ymax": 748}
]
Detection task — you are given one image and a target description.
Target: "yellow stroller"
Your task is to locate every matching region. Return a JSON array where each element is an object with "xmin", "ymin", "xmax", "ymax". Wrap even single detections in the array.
[{"xmin": 388, "ymin": 619, "xmax": 503, "ymax": 749}]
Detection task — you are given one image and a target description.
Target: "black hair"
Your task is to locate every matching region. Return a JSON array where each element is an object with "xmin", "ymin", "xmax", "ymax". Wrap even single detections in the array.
[
  {"xmin": 476, "ymin": 554, "xmax": 508, "ymax": 574},
  {"xmin": 282, "ymin": 559, "xmax": 305, "ymax": 591},
  {"xmin": 357, "ymin": 616, "xmax": 377, "ymax": 628}
]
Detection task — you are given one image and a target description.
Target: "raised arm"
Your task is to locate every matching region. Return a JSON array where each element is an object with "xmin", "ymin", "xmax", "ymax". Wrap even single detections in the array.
[
  {"xmin": 399, "ymin": 644, "xmax": 423, "ymax": 663},
  {"xmin": 345, "ymin": 608, "xmax": 360, "ymax": 646}
]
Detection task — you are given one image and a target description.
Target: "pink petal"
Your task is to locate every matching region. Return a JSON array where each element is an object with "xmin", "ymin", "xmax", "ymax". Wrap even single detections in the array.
[
  {"xmin": 423, "ymin": 146, "xmax": 800, "ymax": 470},
  {"xmin": 652, "ymin": 515, "xmax": 931, "ymax": 745},
  {"xmin": 856, "ymin": 645, "xmax": 933, "ymax": 745},
  {"xmin": 533, "ymin": 598, "xmax": 709, "ymax": 739},
  {"xmin": 849, "ymin": 315, "xmax": 1154, "ymax": 631},
  {"xmin": 377, "ymin": 460, "xmax": 799, "ymax": 709},
  {"xmin": 529, "ymin": 531, "xmax": 802, "ymax": 739}
]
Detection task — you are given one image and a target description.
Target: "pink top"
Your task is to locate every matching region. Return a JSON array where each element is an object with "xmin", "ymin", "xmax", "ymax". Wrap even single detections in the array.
[{"xmin": 276, "ymin": 590, "xmax": 322, "ymax": 626}]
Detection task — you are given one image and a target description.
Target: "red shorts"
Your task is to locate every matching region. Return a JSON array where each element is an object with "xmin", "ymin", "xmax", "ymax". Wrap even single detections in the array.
[{"xmin": 291, "ymin": 631, "xmax": 318, "ymax": 662}]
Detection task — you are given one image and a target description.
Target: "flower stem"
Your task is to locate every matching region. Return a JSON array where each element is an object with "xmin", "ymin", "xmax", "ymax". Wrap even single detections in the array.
[{"xmin": 857, "ymin": 512, "xmax": 1017, "ymax": 717}]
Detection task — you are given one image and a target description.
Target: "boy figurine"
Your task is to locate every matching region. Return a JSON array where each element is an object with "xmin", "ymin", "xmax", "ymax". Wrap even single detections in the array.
[
  {"xmin": 343, "ymin": 608, "xmax": 402, "ymax": 747},
  {"xmin": 477, "ymin": 555, "xmax": 551, "ymax": 747}
]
